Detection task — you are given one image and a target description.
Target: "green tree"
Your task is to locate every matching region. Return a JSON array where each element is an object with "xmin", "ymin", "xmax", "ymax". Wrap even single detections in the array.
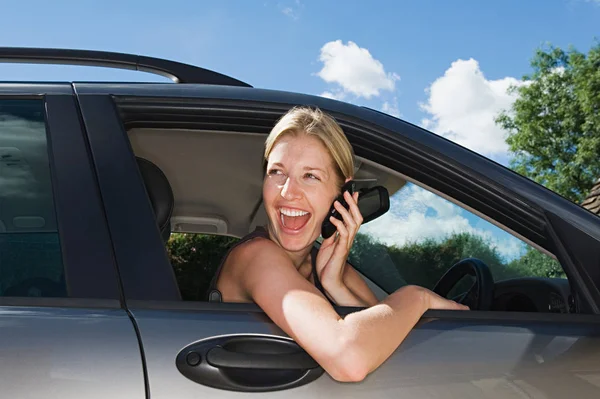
[
  {"xmin": 385, "ymin": 232, "xmax": 507, "ymax": 289},
  {"xmin": 349, "ymin": 233, "xmax": 407, "ymax": 292},
  {"xmin": 496, "ymin": 42, "xmax": 600, "ymax": 203},
  {"xmin": 505, "ymin": 247, "xmax": 565, "ymax": 279},
  {"xmin": 349, "ymin": 232, "xmax": 563, "ymax": 293}
]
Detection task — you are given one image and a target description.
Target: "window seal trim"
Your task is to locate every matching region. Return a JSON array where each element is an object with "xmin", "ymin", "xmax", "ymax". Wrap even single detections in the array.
[{"xmin": 0, "ymin": 297, "xmax": 121, "ymax": 309}]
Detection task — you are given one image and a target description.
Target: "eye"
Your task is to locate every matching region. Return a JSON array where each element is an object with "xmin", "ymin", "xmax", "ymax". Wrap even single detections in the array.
[
  {"xmin": 268, "ymin": 168, "xmax": 283, "ymax": 175},
  {"xmin": 304, "ymin": 173, "xmax": 320, "ymax": 181}
]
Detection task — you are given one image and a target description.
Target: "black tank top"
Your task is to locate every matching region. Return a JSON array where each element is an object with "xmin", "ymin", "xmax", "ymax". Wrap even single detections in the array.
[{"xmin": 206, "ymin": 226, "xmax": 334, "ymax": 304}]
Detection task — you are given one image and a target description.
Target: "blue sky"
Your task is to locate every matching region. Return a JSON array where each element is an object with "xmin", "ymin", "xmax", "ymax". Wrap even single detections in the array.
[{"xmin": 1, "ymin": 0, "xmax": 598, "ymax": 255}]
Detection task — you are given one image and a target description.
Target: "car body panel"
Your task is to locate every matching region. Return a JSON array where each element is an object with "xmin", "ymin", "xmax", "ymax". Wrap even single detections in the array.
[
  {"xmin": 0, "ymin": 306, "xmax": 146, "ymax": 399},
  {"xmin": 0, "ymin": 82, "xmax": 73, "ymax": 95},
  {"xmin": 129, "ymin": 304, "xmax": 600, "ymax": 398},
  {"xmin": 0, "ymin": 89, "xmax": 143, "ymax": 398}
]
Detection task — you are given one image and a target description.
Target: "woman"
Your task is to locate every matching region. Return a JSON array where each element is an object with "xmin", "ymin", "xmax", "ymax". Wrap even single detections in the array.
[{"xmin": 211, "ymin": 106, "xmax": 468, "ymax": 382}]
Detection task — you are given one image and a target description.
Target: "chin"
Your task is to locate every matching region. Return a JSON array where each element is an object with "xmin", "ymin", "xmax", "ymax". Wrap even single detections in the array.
[
  {"xmin": 269, "ymin": 216, "xmax": 319, "ymax": 252},
  {"xmin": 278, "ymin": 234, "xmax": 315, "ymax": 252}
]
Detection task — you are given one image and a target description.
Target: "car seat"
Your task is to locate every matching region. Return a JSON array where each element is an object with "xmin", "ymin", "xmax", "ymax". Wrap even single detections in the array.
[{"xmin": 136, "ymin": 157, "xmax": 174, "ymax": 242}]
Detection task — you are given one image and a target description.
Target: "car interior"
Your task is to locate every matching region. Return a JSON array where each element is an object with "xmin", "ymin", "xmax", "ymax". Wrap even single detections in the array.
[
  {"xmin": 129, "ymin": 127, "xmax": 396, "ymax": 300},
  {"xmin": 128, "ymin": 126, "xmax": 576, "ymax": 314}
]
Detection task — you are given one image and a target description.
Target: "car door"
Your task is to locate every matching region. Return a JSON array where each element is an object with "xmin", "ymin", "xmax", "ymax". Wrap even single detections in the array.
[
  {"xmin": 0, "ymin": 85, "xmax": 145, "ymax": 399},
  {"xmin": 76, "ymin": 85, "xmax": 600, "ymax": 399}
]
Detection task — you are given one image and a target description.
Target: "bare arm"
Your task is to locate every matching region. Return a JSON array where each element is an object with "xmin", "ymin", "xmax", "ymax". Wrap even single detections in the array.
[
  {"xmin": 342, "ymin": 263, "xmax": 379, "ymax": 306},
  {"xmin": 238, "ymin": 239, "xmax": 467, "ymax": 382}
]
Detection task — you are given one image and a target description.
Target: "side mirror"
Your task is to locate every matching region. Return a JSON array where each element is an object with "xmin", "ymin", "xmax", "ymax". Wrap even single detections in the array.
[{"xmin": 357, "ymin": 185, "xmax": 390, "ymax": 224}]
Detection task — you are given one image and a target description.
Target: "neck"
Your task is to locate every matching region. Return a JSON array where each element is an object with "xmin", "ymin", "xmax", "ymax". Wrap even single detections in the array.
[{"xmin": 265, "ymin": 224, "xmax": 313, "ymax": 269}]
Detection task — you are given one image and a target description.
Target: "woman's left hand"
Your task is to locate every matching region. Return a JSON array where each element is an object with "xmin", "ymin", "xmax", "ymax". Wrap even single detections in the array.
[{"xmin": 315, "ymin": 190, "xmax": 363, "ymax": 291}]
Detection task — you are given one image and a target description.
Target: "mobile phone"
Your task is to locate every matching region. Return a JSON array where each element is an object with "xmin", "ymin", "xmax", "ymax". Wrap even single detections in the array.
[{"xmin": 321, "ymin": 180, "xmax": 356, "ymax": 239}]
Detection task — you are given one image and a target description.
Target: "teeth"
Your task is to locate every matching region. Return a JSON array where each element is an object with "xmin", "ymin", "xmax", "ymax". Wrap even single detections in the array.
[{"xmin": 280, "ymin": 208, "xmax": 309, "ymax": 217}]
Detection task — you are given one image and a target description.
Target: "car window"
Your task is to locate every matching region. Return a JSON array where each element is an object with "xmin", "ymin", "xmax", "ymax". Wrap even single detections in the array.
[
  {"xmin": 0, "ymin": 99, "xmax": 66, "ymax": 297},
  {"xmin": 348, "ymin": 181, "xmax": 565, "ymax": 293}
]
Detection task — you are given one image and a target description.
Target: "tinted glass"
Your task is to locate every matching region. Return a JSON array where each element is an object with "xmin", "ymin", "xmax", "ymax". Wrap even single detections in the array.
[{"xmin": 0, "ymin": 99, "xmax": 66, "ymax": 297}]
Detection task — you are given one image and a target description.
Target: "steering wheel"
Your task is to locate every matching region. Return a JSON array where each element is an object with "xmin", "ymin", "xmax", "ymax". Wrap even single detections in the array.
[{"xmin": 432, "ymin": 258, "xmax": 494, "ymax": 311}]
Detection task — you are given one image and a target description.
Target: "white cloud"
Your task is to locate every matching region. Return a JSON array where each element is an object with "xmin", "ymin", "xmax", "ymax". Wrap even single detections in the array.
[
  {"xmin": 282, "ymin": 7, "xmax": 298, "ymax": 19},
  {"xmin": 382, "ymin": 97, "xmax": 401, "ymax": 118},
  {"xmin": 359, "ymin": 184, "xmax": 525, "ymax": 260},
  {"xmin": 319, "ymin": 90, "xmax": 346, "ymax": 101},
  {"xmin": 316, "ymin": 40, "xmax": 400, "ymax": 100},
  {"xmin": 280, "ymin": 0, "xmax": 303, "ymax": 20},
  {"xmin": 420, "ymin": 58, "xmax": 526, "ymax": 157}
]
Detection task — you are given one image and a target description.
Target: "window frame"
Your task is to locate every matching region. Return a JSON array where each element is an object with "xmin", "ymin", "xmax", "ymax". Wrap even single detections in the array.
[
  {"xmin": 73, "ymin": 86, "xmax": 600, "ymax": 314},
  {"xmin": 0, "ymin": 87, "xmax": 121, "ymax": 308}
]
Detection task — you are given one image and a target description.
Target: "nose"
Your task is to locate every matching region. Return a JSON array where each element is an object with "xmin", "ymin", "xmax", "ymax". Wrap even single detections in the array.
[{"xmin": 281, "ymin": 176, "xmax": 302, "ymax": 200}]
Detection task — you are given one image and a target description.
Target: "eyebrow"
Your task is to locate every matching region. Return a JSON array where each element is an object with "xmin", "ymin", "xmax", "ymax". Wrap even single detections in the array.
[
  {"xmin": 304, "ymin": 166, "xmax": 327, "ymax": 174},
  {"xmin": 270, "ymin": 163, "xmax": 329, "ymax": 176}
]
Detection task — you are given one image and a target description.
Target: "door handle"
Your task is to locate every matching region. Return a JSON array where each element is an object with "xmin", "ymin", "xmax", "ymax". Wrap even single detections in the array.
[
  {"xmin": 176, "ymin": 334, "xmax": 324, "ymax": 392},
  {"xmin": 206, "ymin": 346, "xmax": 319, "ymax": 369}
]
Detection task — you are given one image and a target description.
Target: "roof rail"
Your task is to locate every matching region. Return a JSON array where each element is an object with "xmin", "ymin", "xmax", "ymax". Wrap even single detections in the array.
[{"xmin": 0, "ymin": 47, "xmax": 252, "ymax": 87}]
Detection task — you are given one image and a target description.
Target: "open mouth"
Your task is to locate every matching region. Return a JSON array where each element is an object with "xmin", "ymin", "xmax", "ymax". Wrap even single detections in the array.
[{"xmin": 279, "ymin": 207, "xmax": 311, "ymax": 232}]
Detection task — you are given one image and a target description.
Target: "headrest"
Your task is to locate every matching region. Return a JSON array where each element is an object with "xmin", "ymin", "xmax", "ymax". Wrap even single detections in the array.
[{"xmin": 136, "ymin": 157, "xmax": 174, "ymax": 242}]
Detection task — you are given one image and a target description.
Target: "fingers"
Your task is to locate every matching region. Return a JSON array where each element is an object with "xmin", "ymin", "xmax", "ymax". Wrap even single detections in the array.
[
  {"xmin": 327, "ymin": 216, "xmax": 353, "ymax": 268},
  {"xmin": 320, "ymin": 231, "xmax": 337, "ymax": 249},
  {"xmin": 424, "ymin": 289, "xmax": 470, "ymax": 311},
  {"xmin": 331, "ymin": 209, "xmax": 354, "ymax": 251},
  {"xmin": 328, "ymin": 214, "xmax": 350, "ymax": 249},
  {"xmin": 334, "ymin": 191, "xmax": 363, "ymax": 236},
  {"xmin": 448, "ymin": 300, "xmax": 470, "ymax": 310},
  {"xmin": 334, "ymin": 199, "xmax": 356, "ymax": 229},
  {"xmin": 349, "ymin": 191, "xmax": 363, "ymax": 225}
]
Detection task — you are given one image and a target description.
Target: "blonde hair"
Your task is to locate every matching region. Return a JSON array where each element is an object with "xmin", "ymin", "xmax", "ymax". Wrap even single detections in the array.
[{"xmin": 264, "ymin": 106, "xmax": 354, "ymax": 187}]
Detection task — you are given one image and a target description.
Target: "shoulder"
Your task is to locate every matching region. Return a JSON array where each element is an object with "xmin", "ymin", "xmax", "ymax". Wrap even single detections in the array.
[
  {"xmin": 229, "ymin": 238, "xmax": 319, "ymax": 300},
  {"xmin": 230, "ymin": 235, "xmax": 284, "ymax": 263},
  {"xmin": 216, "ymin": 236, "xmax": 287, "ymax": 302},
  {"xmin": 224, "ymin": 236, "xmax": 293, "ymax": 281}
]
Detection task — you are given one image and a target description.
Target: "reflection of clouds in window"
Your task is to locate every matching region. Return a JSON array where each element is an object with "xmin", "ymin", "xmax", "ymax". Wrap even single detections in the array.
[
  {"xmin": 0, "ymin": 115, "xmax": 48, "ymax": 200},
  {"xmin": 360, "ymin": 183, "xmax": 526, "ymax": 260}
]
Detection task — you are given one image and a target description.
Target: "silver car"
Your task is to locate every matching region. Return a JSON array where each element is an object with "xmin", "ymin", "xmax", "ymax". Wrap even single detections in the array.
[{"xmin": 2, "ymin": 47, "xmax": 600, "ymax": 398}]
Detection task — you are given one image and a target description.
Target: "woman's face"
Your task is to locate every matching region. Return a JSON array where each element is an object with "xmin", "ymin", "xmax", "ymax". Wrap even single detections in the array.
[{"xmin": 263, "ymin": 133, "xmax": 342, "ymax": 254}]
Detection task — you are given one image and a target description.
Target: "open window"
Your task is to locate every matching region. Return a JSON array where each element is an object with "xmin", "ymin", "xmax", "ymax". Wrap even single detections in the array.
[{"xmin": 117, "ymin": 97, "xmax": 574, "ymax": 313}]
